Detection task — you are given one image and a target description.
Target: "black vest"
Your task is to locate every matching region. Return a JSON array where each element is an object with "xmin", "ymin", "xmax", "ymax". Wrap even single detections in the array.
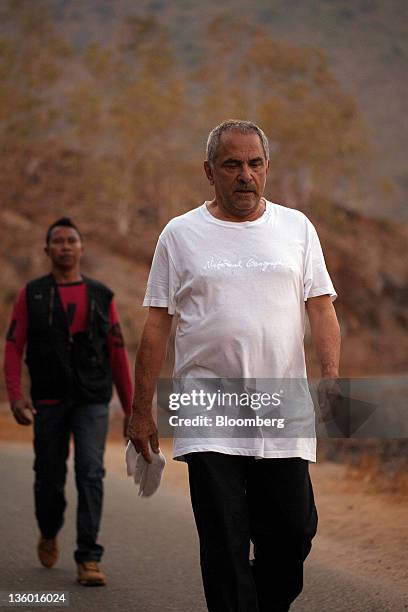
[{"xmin": 25, "ymin": 274, "xmax": 113, "ymax": 404}]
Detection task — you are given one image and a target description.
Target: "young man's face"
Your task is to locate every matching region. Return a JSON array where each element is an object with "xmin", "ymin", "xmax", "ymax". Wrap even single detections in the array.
[
  {"xmin": 45, "ymin": 226, "xmax": 83, "ymax": 270},
  {"xmin": 204, "ymin": 131, "xmax": 269, "ymax": 218}
]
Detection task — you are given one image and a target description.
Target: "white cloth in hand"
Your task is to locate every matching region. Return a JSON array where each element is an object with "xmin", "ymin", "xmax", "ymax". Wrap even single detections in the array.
[{"xmin": 125, "ymin": 441, "xmax": 166, "ymax": 497}]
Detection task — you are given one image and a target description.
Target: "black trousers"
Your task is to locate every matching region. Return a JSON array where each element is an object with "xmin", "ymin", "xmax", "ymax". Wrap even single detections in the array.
[
  {"xmin": 33, "ymin": 400, "xmax": 109, "ymax": 563},
  {"xmin": 186, "ymin": 452, "xmax": 318, "ymax": 612}
]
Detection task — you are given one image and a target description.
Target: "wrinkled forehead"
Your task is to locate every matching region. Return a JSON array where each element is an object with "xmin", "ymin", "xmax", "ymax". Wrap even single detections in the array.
[
  {"xmin": 217, "ymin": 131, "xmax": 265, "ymax": 161},
  {"xmin": 49, "ymin": 226, "xmax": 81, "ymax": 242}
]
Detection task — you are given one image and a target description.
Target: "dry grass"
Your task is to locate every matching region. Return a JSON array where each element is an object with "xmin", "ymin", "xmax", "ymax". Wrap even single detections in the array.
[{"xmin": 343, "ymin": 451, "xmax": 408, "ymax": 502}]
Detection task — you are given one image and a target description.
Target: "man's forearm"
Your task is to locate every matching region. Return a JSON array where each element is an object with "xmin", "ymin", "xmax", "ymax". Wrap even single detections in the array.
[
  {"xmin": 308, "ymin": 301, "xmax": 341, "ymax": 377},
  {"xmin": 4, "ymin": 342, "xmax": 24, "ymax": 404},
  {"xmin": 132, "ymin": 339, "xmax": 166, "ymax": 415},
  {"xmin": 132, "ymin": 311, "xmax": 172, "ymax": 415}
]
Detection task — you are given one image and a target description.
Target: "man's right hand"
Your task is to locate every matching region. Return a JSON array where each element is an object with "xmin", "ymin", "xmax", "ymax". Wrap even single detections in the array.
[
  {"xmin": 127, "ymin": 410, "xmax": 159, "ymax": 464},
  {"xmin": 11, "ymin": 398, "xmax": 36, "ymax": 425}
]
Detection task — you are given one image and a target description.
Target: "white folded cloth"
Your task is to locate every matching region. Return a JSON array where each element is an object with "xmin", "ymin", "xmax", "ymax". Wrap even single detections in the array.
[{"xmin": 125, "ymin": 441, "xmax": 166, "ymax": 497}]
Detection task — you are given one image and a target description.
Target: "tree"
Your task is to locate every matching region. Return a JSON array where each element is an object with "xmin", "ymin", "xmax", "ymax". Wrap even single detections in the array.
[
  {"xmin": 0, "ymin": 0, "xmax": 71, "ymax": 144},
  {"xmin": 66, "ymin": 16, "xmax": 186, "ymax": 235},
  {"xmin": 191, "ymin": 15, "xmax": 368, "ymax": 209}
]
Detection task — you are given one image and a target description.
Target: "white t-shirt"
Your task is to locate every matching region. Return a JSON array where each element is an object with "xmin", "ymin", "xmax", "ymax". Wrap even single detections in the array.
[{"xmin": 143, "ymin": 200, "xmax": 337, "ymax": 462}]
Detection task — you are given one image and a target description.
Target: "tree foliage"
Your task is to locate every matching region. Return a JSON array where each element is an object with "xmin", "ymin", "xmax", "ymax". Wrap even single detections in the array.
[
  {"xmin": 192, "ymin": 15, "xmax": 368, "ymax": 207},
  {"xmin": 0, "ymin": 5, "xmax": 369, "ymax": 236},
  {"xmin": 0, "ymin": 0, "xmax": 71, "ymax": 143},
  {"xmin": 67, "ymin": 16, "xmax": 186, "ymax": 234}
]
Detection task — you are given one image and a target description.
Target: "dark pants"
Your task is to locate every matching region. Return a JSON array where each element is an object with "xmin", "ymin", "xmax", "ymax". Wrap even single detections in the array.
[
  {"xmin": 33, "ymin": 400, "xmax": 109, "ymax": 563},
  {"xmin": 186, "ymin": 452, "xmax": 318, "ymax": 612}
]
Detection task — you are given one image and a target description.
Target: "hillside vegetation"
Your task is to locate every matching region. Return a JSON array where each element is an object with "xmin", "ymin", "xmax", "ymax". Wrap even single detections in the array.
[
  {"xmin": 43, "ymin": 0, "xmax": 408, "ymax": 220},
  {"xmin": 0, "ymin": 1, "xmax": 407, "ymax": 402}
]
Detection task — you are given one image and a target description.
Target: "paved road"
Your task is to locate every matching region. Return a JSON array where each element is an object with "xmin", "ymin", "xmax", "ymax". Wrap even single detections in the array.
[{"xmin": 0, "ymin": 443, "xmax": 406, "ymax": 612}]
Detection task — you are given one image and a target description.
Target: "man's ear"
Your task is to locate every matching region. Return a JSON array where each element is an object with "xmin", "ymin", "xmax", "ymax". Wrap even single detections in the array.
[
  {"xmin": 44, "ymin": 246, "xmax": 49, "ymax": 258},
  {"xmin": 204, "ymin": 161, "xmax": 214, "ymax": 185}
]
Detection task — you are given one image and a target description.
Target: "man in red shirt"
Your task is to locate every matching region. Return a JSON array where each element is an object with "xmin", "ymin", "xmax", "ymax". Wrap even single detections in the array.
[{"xmin": 4, "ymin": 217, "xmax": 133, "ymax": 586}]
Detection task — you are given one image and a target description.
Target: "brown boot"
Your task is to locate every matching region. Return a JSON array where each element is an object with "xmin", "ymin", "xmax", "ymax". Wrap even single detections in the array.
[
  {"xmin": 77, "ymin": 561, "xmax": 107, "ymax": 586},
  {"xmin": 37, "ymin": 536, "xmax": 58, "ymax": 568}
]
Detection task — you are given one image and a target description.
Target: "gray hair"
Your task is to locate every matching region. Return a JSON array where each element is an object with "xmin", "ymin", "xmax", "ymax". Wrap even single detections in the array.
[{"xmin": 206, "ymin": 120, "xmax": 270, "ymax": 166}]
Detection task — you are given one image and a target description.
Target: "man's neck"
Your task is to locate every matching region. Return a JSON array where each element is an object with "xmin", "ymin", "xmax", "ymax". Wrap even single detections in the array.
[
  {"xmin": 51, "ymin": 268, "xmax": 82, "ymax": 284},
  {"xmin": 208, "ymin": 198, "xmax": 266, "ymax": 222}
]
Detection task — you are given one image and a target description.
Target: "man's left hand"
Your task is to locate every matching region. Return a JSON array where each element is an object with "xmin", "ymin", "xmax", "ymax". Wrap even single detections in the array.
[{"xmin": 317, "ymin": 378, "xmax": 342, "ymax": 423}]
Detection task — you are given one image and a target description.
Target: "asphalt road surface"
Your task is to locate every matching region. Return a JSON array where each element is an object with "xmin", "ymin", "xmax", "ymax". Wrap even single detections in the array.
[{"xmin": 0, "ymin": 443, "xmax": 406, "ymax": 612}]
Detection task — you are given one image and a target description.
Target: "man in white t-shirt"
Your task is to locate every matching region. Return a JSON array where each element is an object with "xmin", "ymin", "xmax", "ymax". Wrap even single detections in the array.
[{"xmin": 128, "ymin": 120, "xmax": 341, "ymax": 612}]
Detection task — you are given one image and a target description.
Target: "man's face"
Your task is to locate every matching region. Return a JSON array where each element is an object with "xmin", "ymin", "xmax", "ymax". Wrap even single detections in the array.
[
  {"xmin": 204, "ymin": 131, "xmax": 269, "ymax": 217},
  {"xmin": 45, "ymin": 226, "xmax": 83, "ymax": 270}
]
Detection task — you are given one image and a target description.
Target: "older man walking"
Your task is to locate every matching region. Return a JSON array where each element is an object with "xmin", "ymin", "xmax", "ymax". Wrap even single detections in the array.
[{"xmin": 128, "ymin": 120, "xmax": 341, "ymax": 611}]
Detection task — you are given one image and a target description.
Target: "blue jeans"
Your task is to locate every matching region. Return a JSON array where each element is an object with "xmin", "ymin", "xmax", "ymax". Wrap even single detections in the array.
[{"xmin": 33, "ymin": 400, "xmax": 109, "ymax": 563}]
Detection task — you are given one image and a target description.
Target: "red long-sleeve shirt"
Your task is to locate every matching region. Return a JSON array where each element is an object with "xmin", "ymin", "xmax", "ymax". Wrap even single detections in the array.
[{"xmin": 4, "ymin": 281, "xmax": 133, "ymax": 415}]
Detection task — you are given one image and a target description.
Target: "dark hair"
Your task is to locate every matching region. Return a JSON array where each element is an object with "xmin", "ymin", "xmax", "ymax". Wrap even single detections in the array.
[{"xmin": 45, "ymin": 217, "xmax": 82, "ymax": 244}]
